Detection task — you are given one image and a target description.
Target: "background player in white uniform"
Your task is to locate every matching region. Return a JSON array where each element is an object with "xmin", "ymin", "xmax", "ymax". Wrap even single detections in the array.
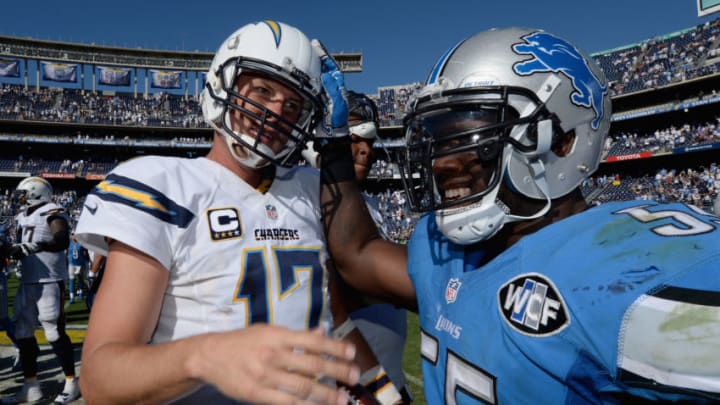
[
  {"xmin": 307, "ymin": 90, "xmax": 411, "ymax": 403},
  {"xmin": 315, "ymin": 28, "xmax": 720, "ymax": 403},
  {"xmin": 2, "ymin": 177, "xmax": 79, "ymax": 404},
  {"xmin": 75, "ymin": 21, "xmax": 368, "ymax": 405}
]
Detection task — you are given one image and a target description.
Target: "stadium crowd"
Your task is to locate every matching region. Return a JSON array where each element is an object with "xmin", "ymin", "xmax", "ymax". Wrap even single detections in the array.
[
  {"xmin": 2, "ymin": 17, "xmax": 720, "ymax": 131},
  {"xmin": 1, "ymin": 16, "xmax": 720, "ymax": 403}
]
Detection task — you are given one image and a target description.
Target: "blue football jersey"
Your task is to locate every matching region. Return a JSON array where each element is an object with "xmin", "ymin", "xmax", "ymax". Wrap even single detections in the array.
[{"xmin": 408, "ymin": 201, "xmax": 720, "ymax": 404}]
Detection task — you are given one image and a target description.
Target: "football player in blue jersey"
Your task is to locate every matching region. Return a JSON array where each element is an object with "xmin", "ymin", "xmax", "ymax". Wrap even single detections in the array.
[
  {"xmin": 317, "ymin": 27, "xmax": 720, "ymax": 404},
  {"xmin": 74, "ymin": 21, "xmax": 368, "ymax": 405}
]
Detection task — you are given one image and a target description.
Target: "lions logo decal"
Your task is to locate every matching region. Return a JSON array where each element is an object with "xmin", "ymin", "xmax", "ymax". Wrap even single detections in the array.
[{"xmin": 512, "ymin": 31, "xmax": 608, "ymax": 130}]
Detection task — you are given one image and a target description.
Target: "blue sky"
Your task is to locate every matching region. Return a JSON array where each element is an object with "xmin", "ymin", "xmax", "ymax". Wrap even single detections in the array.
[{"xmin": 2, "ymin": 0, "xmax": 718, "ymax": 95}]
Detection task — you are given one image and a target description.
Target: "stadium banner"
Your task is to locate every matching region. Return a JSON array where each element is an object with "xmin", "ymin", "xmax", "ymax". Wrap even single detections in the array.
[
  {"xmin": 41, "ymin": 61, "xmax": 78, "ymax": 83},
  {"xmin": 673, "ymin": 142, "xmax": 720, "ymax": 154},
  {"xmin": 150, "ymin": 69, "xmax": 183, "ymax": 89},
  {"xmin": 0, "ymin": 58, "xmax": 20, "ymax": 77},
  {"xmin": 98, "ymin": 66, "xmax": 131, "ymax": 86},
  {"xmin": 605, "ymin": 151, "xmax": 653, "ymax": 162},
  {"xmin": 40, "ymin": 173, "xmax": 75, "ymax": 179},
  {"xmin": 0, "ymin": 171, "xmax": 31, "ymax": 178},
  {"xmin": 85, "ymin": 173, "xmax": 106, "ymax": 180}
]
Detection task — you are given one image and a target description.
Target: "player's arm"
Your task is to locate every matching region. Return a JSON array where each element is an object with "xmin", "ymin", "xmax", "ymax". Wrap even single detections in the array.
[
  {"xmin": 40, "ymin": 215, "xmax": 70, "ymax": 251},
  {"xmin": 328, "ymin": 261, "xmax": 403, "ymax": 405},
  {"xmin": 313, "ymin": 39, "xmax": 415, "ymax": 310},
  {"xmin": 8, "ymin": 215, "xmax": 69, "ymax": 259},
  {"xmin": 80, "ymin": 240, "xmax": 361, "ymax": 405}
]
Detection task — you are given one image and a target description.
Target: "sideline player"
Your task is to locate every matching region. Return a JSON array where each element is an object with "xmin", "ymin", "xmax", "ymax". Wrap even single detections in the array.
[
  {"xmin": 2, "ymin": 177, "xmax": 79, "ymax": 404},
  {"xmin": 66, "ymin": 233, "xmax": 88, "ymax": 304},
  {"xmin": 317, "ymin": 27, "xmax": 720, "ymax": 403}
]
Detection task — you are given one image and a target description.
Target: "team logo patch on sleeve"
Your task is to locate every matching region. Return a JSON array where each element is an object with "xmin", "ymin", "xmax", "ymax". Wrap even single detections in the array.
[
  {"xmin": 207, "ymin": 208, "xmax": 243, "ymax": 241},
  {"xmin": 498, "ymin": 273, "xmax": 569, "ymax": 336},
  {"xmin": 90, "ymin": 173, "xmax": 194, "ymax": 228}
]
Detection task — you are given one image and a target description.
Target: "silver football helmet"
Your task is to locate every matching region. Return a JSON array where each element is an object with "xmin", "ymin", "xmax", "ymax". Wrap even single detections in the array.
[
  {"xmin": 399, "ymin": 27, "xmax": 611, "ymax": 244},
  {"xmin": 15, "ymin": 177, "xmax": 52, "ymax": 207},
  {"xmin": 201, "ymin": 20, "xmax": 324, "ymax": 168}
]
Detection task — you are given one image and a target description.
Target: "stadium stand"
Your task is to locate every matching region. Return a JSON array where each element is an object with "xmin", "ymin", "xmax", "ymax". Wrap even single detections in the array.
[{"xmin": 1, "ymin": 17, "xmax": 720, "ymax": 243}]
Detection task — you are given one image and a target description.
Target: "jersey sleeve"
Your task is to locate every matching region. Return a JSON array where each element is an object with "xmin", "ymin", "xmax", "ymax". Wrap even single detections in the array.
[{"xmin": 75, "ymin": 157, "xmax": 195, "ymax": 270}]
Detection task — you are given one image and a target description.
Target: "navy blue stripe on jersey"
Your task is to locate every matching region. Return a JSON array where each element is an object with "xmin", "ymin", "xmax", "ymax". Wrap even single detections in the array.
[
  {"xmin": 651, "ymin": 285, "xmax": 720, "ymax": 307},
  {"xmin": 618, "ymin": 369, "xmax": 720, "ymax": 401},
  {"xmin": 90, "ymin": 173, "xmax": 194, "ymax": 228}
]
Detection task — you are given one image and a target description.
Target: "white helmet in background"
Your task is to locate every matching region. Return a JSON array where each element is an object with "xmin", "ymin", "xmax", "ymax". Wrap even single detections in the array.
[
  {"xmin": 400, "ymin": 27, "xmax": 611, "ymax": 244},
  {"xmin": 201, "ymin": 20, "xmax": 324, "ymax": 168},
  {"xmin": 15, "ymin": 176, "xmax": 52, "ymax": 207}
]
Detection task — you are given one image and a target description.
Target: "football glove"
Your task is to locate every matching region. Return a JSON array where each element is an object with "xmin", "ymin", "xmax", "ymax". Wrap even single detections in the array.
[
  {"xmin": 8, "ymin": 242, "xmax": 40, "ymax": 260},
  {"xmin": 312, "ymin": 39, "xmax": 349, "ymax": 139}
]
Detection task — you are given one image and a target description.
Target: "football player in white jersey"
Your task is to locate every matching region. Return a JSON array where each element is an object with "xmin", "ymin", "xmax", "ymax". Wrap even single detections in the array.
[
  {"xmin": 74, "ymin": 21, "xmax": 365, "ymax": 405},
  {"xmin": 1, "ymin": 176, "xmax": 79, "ymax": 404},
  {"xmin": 306, "ymin": 91, "xmax": 412, "ymax": 403}
]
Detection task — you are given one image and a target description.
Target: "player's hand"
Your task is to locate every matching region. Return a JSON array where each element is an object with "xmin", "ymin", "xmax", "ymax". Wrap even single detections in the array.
[
  {"xmin": 189, "ymin": 325, "xmax": 360, "ymax": 405},
  {"xmin": 312, "ymin": 39, "xmax": 349, "ymax": 139},
  {"xmin": 8, "ymin": 242, "xmax": 40, "ymax": 260}
]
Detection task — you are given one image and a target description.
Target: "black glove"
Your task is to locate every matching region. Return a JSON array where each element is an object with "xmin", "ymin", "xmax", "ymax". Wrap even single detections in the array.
[{"xmin": 8, "ymin": 242, "xmax": 40, "ymax": 260}]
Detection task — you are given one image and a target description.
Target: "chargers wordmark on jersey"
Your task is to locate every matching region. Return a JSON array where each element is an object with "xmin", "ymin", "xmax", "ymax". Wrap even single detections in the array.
[
  {"xmin": 207, "ymin": 208, "xmax": 242, "ymax": 241},
  {"xmin": 498, "ymin": 273, "xmax": 569, "ymax": 336}
]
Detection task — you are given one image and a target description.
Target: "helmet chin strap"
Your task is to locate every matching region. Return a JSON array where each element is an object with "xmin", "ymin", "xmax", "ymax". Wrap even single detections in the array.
[
  {"xmin": 223, "ymin": 133, "xmax": 269, "ymax": 169},
  {"xmin": 212, "ymin": 112, "xmax": 276, "ymax": 169},
  {"xmin": 501, "ymin": 159, "xmax": 552, "ymax": 224},
  {"xmin": 502, "ymin": 118, "xmax": 554, "ymax": 223}
]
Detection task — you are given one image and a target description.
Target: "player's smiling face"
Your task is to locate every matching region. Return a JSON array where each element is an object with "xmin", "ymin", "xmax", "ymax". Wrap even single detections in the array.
[
  {"xmin": 430, "ymin": 116, "xmax": 499, "ymax": 207},
  {"xmin": 229, "ymin": 74, "xmax": 304, "ymax": 154}
]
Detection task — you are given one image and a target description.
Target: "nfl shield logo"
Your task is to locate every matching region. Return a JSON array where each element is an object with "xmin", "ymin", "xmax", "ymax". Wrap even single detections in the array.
[
  {"xmin": 445, "ymin": 278, "xmax": 462, "ymax": 304},
  {"xmin": 265, "ymin": 204, "xmax": 278, "ymax": 220}
]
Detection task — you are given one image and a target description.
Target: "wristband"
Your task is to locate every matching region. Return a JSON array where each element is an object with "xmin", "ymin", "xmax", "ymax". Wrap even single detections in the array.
[
  {"xmin": 359, "ymin": 365, "xmax": 402, "ymax": 405},
  {"xmin": 331, "ymin": 318, "xmax": 357, "ymax": 340},
  {"xmin": 319, "ymin": 137, "xmax": 355, "ymax": 184}
]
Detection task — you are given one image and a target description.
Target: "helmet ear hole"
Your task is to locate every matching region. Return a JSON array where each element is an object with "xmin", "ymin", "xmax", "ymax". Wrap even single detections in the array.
[{"xmin": 552, "ymin": 130, "xmax": 576, "ymax": 157}]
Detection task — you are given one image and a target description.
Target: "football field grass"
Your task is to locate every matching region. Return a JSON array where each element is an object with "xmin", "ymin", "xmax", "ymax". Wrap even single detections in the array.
[
  {"xmin": 402, "ymin": 311, "xmax": 426, "ymax": 404},
  {"xmin": 1, "ymin": 275, "xmax": 89, "ymax": 345},
  {"xmin": 2, "ymin": 275, "xmax": 428, "ymax": 403}
]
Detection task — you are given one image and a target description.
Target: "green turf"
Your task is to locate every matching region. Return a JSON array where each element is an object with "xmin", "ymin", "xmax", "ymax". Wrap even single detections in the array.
[
  {"xmin": 1, "ymin": 273, "xmax": 89, "ymax": 344},
  {"xmin": 4, "ymin": 274, "xmax": 430, "ymax": 403},
  {"xmin": 403, "ymin": 311, "xmax": 426, "ymax": 404}
]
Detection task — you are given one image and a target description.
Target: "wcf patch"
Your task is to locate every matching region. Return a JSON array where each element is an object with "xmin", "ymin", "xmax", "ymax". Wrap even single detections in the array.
[{"xmin": 497, "ymin": 273, "xmax": 569, "ymax": 336}]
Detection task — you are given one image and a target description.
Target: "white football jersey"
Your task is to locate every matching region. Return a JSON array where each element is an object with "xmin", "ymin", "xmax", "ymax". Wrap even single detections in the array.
[
  {"xmin": 15, "ymin": 202, "xmax": 69, "ymax": 283},
  {"xmin": 75, "ymin": 156, "xmax": 331, "ymax": 343}
]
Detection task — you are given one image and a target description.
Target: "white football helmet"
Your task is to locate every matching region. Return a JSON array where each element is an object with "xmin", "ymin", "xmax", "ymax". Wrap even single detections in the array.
[
  {"xmin": 399, "ymin": 27, "xmax": 611, "ymax": 245},
  {"xmin": 200, "ymin": 20, "xmax": 324, "ymax": 168},
  {"xmin": 347, "ymin": 90, "xmax": 379, "ymax": 140},
  {"xmin": 15, "ymin": 177, "xmax": 52, "ymax": 207}
]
